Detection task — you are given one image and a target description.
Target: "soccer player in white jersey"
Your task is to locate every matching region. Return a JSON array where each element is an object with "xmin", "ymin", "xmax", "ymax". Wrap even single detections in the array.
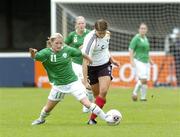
[
  {"xmin": 29, "ymin": 33, "xmax": 111, "ymax": 125},
  {"xmin": 82, "ymin": 19, "xmax": 120, "ymax": 125},
  {"xmin": 129, "ymin": 23, "xmax": 153, "ymax": 101}
]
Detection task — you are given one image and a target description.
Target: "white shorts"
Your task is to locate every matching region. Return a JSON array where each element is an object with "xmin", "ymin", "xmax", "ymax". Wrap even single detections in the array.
[
  {"xmin": 134, "ymin": 59, "xmax": 150, "ymax": 80},
  {"xmin": 48, "ymin": 80, "xmax": 87, "ymax": 101},
  {"xmin": 72, "ymin": 62, "xmax": 83, "ymax": 80}
]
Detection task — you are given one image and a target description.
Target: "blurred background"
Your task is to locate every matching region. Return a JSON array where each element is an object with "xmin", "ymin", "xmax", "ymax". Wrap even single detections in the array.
[
  {"xmin": 0, "ymin": 0, "xmax": 50, "ymax": 51},
  {"xmin": 0, "ymin": 0, "xmax": 50, "ymax": 87}
]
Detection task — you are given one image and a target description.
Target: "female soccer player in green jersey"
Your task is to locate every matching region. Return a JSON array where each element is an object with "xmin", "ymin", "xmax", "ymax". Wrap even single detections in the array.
[
  {"xmin": 30, "ymin": 33, "xmax": 111, "ymax": 125},
  {"xmin": 129, "ymin": 23, "xmax": 153, "ymax": 101},
  {"xmin": 64, "ymin": 16, "xmax": 93, "ymax": 113}
]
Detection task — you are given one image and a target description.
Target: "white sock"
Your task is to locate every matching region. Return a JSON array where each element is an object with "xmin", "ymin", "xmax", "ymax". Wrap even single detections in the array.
[
  {"xmin": 89, "ymin": 103, "xmax": 106, "ymax": 120},
  {"xmin": 141, "ymin": 84, "xmax": 147, "ymax": 99},
  {"xmin": 83, "ymin": 89, "xmax": 94, "ymax": 112},
  {"xmin": 86, "ymin": 89, "xmax": 94, "ymax": 102},
  {"xmin": 82, "ymin": 89, "xmax": 94, "ymax": 111},
  {"xmin": 39, "ymin": 107, "xmax": 49, "ymax": 121},
  {"xmin": 133, "ymin": 80, "xmax": 142, "ymax": 95}
]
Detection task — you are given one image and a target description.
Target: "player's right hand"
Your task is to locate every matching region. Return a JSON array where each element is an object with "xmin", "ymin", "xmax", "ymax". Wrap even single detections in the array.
[{"xmin": 29, "ymin": 48, "xmax": 37, "ymax": 58}]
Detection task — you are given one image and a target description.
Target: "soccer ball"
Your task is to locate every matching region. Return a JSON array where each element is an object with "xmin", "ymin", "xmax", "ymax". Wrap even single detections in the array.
[{"xmin": 106, "ymin": 109, "xmax": 122, "ymax": 126}]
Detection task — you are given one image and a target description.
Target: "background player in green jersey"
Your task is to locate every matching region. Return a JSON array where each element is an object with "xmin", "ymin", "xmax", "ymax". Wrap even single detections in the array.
[
  {"xmin": 65, "ymin": 16, "xmax": 93, "ymax": 113},
  {"xmin": 129, "ymin": 23, "xmax": 153, "ymax": 101},
  {"xmin": 30, "ymin": 33, "xmax": 111, "ymax": 125}
]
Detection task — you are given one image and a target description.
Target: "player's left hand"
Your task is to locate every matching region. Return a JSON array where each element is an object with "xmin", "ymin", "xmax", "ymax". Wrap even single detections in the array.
[
  {"xmin": 110, "ymin": 56, "xmax": 120, "ymax": 68},
  {"xmin": 111, "ymin": 59, "xmax": 120, "ymax": 68},
  {"xmin": 113, "ymin": 61, "xmax": 120, "ymax": 68},
  {"xmin": 150, "ymin": 59, "xmax": 154, "ymax": 65}
]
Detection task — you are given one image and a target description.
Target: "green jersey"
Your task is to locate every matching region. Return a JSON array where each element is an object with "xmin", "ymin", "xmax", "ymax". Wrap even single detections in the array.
[
  {"xmin": 64, "ymin": 29, "xmax": 90, "ymax": 65},
  {"xmin": 35, "ymin": 45, "xmax": 82, "ymax": 85},
  {"xmin": 129, "ymin": 34, "xmax": 150, "ymax": 63}
]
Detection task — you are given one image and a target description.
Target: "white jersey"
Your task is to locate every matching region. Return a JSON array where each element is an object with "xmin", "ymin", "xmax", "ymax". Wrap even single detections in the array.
[{"xmin": 82, "ymin": 30, "xmax": 110, "ymax": 66}]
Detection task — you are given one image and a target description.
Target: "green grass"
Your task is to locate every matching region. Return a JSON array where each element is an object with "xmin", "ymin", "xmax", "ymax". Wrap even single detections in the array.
[{"xmin": 0, "ymin": 87, "xmax": 180, "ymax": 137}]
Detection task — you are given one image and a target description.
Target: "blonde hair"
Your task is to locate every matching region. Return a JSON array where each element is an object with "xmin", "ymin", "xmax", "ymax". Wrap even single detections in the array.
[
  {"xmin": 75, "ymin": 16, "xmax": 86, "ymax": 29},
  {"xmin": 46, "ymin": 33, "xmax": 63, "ymax": 47}
]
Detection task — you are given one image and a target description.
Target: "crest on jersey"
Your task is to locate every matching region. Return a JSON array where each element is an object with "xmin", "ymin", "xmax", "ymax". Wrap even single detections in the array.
[{"xmin": 62, "ymin": 53, "xmax": 68, "ymax": 58}]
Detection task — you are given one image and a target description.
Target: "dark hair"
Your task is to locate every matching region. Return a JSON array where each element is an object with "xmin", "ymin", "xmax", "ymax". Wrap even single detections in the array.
[{"xmin": 94, "ymin": 19, "xmax": 108, "ymax": 31}]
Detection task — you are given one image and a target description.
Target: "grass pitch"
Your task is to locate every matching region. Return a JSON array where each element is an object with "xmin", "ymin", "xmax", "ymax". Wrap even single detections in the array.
[{"xmin": 0, "ymin": 87, "xmax": 180, "ymax": 137}]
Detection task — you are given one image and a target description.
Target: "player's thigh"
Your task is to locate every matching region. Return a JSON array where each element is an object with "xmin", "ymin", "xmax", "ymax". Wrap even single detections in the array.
[
  {"xmin": 48, "ymin": 86, "xmax": 65, "ymax": 102},
  {"xmin": 134, "ymin": 59, "xmax": 149, "ymax": 79},
  {"xmin": 70, "ymin": 80, "xmax": 87, "ymax": 101},
  {"xmin": 91, "ymin": 83, "xmax": 100, "ymax": 97},
  {"xmin": 98, "ymin": 76, "xmax": 111, "ymax": 95},
  {"xmin": 98, "ymin": 65, "xmax": 112, "ymax": 94},
  {"xmin": 88, "ymin": 68, "xmax": 99, "ymax": 85}
]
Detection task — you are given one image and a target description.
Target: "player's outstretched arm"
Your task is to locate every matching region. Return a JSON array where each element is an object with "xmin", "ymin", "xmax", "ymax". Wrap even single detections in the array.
[
  {"xmin": 129, "ymin": 49, "xmax": 135, "ymax": 67},
  {"xmin": 29, "ymin": 48, "xmax": 37, "ymax": 59},
  {"xmin": 149, "ymin": 57, "xmax": 154, "ymax": 65},
  {"xmin": 82, "ymin": 58, "xmax": 91, "ymax": 89}
]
